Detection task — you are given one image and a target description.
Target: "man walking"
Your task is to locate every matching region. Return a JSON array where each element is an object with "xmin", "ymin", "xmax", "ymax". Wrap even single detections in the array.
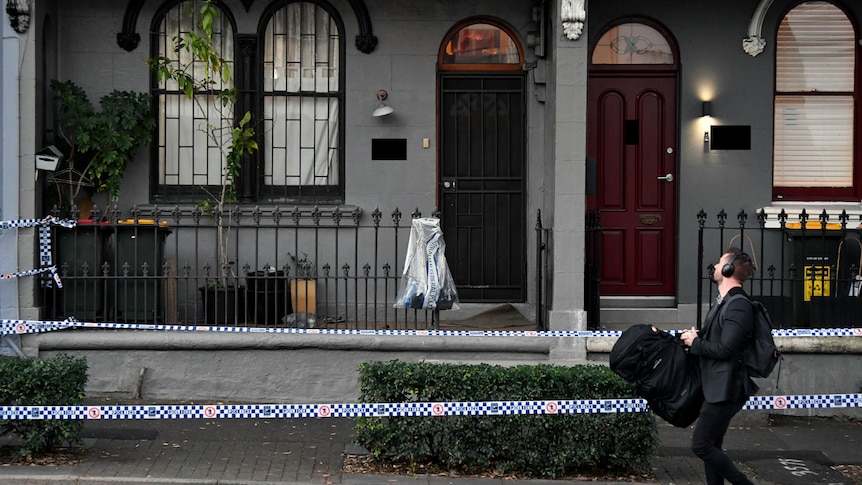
[{"xmin": 680, "ymin": 246, "xmax": 758, "ymax": 485}]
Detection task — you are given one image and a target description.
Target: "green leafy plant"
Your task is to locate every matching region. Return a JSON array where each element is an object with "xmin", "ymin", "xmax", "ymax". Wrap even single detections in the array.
[
  {"xmin": 50, "ymin": 80, "xmax": 155, "ymax": 214},
  {"xmin": 0, "ymin": 355, "xmax": 88, "ymax": 460},
  {"xmin": 148, "ymin": 0, "xmax": 257, "ymax": 287},
  {"xmin": 354, "ymin": 361, "xmax": 657, "ymax": 479}
]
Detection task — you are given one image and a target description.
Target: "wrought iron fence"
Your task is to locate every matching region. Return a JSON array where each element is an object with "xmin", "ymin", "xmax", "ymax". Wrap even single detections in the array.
[
  {"xmin": 698, "ymin": 208, "xmax": 862, "ymax": 328},
  {"xmin": 42, "ymin": 205, "xmax": 551, "ymax": 331},
  {"xmin": 43, "ymin": 205, "xmax": 445, "ymax": 330},
  {"xmin": 585, "ymin": 209, "xmax": 601, "ymax": 330},
  {"xmin": 535, "ymin": 209, "xmax": 552, "ymax": 331}
]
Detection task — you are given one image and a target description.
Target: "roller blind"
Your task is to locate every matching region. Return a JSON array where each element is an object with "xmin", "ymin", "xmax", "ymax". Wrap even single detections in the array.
[{"xmin": 774, "ymin": 1, "xmax": 855, "ymax": 189}]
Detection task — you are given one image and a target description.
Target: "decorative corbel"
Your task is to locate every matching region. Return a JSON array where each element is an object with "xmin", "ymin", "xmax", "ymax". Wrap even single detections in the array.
[
  {"xmin": 561, "ymin": 0, "xmax": 585, "ymax": 41},
  {"xmin": 6, "ymin": 0, "xmax": 30, "ymax": 34},
  {"xmin": 743, "ymin": 0, "xmax": 774, "ymax": 57},
  {"xmin": 742, "ymin": 36, "xmax": 767, "ymax": 57}
]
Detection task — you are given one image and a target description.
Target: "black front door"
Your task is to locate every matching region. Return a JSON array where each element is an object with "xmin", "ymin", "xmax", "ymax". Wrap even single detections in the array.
[{"xmin": 439, "ymin": 75, "xmax": 526, "ymax": 302}]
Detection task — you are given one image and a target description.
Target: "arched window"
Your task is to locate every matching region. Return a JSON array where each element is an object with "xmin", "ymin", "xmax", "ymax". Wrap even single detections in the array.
[
  {"xmin": 150, "ymin": 0, "xmax": 345, "ymax": 203},
  {"xmin": 439, "ymin": 19, "xmax": 522, "ymax": 71},
  {"xmin": 261, "ymin": 1, "xmax": 344, "ymax": 200},
  {"xmin": 151, "ymin": 0, "xmax": 237, "ymax": 200},
  {"xmin": 773, "ymin": 1, "xmax": 857, "ymax": 200},
  {"xmin": 591, "ymin": 22, "xmax": 674, "ymax": 65}
]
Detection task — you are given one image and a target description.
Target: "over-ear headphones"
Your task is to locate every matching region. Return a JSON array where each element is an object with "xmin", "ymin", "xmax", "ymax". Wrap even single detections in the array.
[{"xmin": 721, "ymin": 252, "xmax": 740, "ymax": 278}]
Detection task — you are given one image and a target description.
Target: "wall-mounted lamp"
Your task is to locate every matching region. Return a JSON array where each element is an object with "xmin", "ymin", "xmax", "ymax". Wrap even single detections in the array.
[
  {"xmin": 372, "ymin": 89, "xmax": 394, "ymax": 117},
  {"xmin": 6, "ymin": 0, "xmax": 30, "ymax": 34},
  {"xmin": 702, "ymin": 101, "xmax": 712, "ymax": 117}
]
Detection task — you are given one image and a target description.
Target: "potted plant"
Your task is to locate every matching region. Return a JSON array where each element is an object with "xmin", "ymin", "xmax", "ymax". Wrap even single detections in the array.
[
  {"xmin": 288, "ymin": 252, "xmax": 317, "ymax": 315},
  {"xmin": 148, "ymin": 0, "xmax": 257, "ymax": 324},
  {"xmin": 49, "ymin": 80, "xmax": 155, "ymax": 218}
]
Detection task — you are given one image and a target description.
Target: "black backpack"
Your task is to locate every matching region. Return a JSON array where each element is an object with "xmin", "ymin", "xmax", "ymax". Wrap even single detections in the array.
[
  {"xmin": 722, "ymin": 294, "xmax": 782, "ymax": 382},
  {"xmin": 610, "ymin": 324, "xmax": 704, "ymax": 428}
]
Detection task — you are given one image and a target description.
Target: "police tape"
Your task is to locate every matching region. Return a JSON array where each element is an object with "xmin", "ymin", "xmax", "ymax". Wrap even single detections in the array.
[
  {"xmin": 0, "ymin": 216, "xmax": 76, "ymax": 288},
  {"xmin": 1, "ymin": 266, "xmax": 62, "ymax": 288},
  {"xmin": 2, "ymin": 318, "xmax": 862, "ymax": 338},
  {"xmin": 0, "ymin": 216, "xmax": 76, "ymax": 230},
  {"xmin": 0, "ymin": 394, "xmax": 858, "ymax": 420}
]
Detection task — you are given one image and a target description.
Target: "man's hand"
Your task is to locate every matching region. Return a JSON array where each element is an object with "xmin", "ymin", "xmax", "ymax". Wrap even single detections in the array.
[{"xmin": 680, "ymin": 326, "xmax": 697, "ymax": 347}]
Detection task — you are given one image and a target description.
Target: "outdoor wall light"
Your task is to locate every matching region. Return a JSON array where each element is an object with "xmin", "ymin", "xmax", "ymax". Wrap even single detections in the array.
[
  {"xmin": 372, "ymin": 89, "xmax": 394, "ymax": 117},
  {"xmin": 702, "ymin": 101, "xmax": 712, "ymax": 117},
  {"xmin": 6, "ymin": 0, "xmax": 30, "ymax": 34}
]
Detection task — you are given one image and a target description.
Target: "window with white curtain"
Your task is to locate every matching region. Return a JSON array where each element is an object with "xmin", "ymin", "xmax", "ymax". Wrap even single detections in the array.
[
  {"xmin": 773, "ymin": 1, "xmax": 857, "ymax": 200},
  {"xmin": 154, "ymin": 0, "xmax": 235, "ymax": 194},
  {"xmin": 262, "ymin": 2, "xmax": 342, "ymax": 197},
  {"xmin": 151, "ymin": 0, "xmax": 344, "ymax": 202}
]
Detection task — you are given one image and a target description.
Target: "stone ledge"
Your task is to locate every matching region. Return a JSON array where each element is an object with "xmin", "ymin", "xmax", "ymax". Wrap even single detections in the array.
[{"xmin": 586, "ymin": 335, "xmax": 862, "ymax": 354}]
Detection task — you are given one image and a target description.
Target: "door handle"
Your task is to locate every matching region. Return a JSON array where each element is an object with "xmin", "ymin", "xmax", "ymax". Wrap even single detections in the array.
[
  {"xmin": 443, "ymin": 180, "xmax": 456, "ymax": 189},
  {"xmin": 657, "ymin": 173, "xmax": 674, "ymax": 182}
]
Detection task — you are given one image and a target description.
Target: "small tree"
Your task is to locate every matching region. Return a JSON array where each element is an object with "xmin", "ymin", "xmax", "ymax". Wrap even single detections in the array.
[
  {"xmin": 148, "ymin": 0, "xmax": 257, "ymax": 287},
  {"xmin": 50, "ymin": 80, "xmax": 155, "ymax": 215}
]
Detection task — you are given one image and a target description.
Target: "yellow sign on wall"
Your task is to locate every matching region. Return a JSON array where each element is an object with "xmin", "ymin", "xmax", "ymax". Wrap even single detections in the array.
[{"xmin": 804, "ymin": 265, "xmax": 831, "ymax": 301}]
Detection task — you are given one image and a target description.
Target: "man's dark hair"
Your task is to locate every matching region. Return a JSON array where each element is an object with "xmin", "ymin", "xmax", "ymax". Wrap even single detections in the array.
[{"xmin": 725, "ymin": 246, "xmax": 754, "ymax": 282}]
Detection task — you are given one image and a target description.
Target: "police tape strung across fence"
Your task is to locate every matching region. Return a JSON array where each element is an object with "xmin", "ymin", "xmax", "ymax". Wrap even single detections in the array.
[
  {"xmin": 2, "ymin": 318, "xmax": 862, "ymax": 338},
  {"xmin": 0, "ymin": 216, "xmax": 75, "ymax": 288},
  {"xmin": 0, "ymin": 216, "xmax": 76, "ymax": 230},
  {"xmin": 0, "ymin": 394, "xmax": 858, "ymax": 420},
  {"xmin": 0, "ymin": 266, "xmax": 62, "ymax": 288}
]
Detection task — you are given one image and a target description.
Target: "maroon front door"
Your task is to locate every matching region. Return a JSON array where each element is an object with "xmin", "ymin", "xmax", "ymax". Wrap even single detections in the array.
[{"xmin": 587, "ymin": 75, "xmax": 678, "ymax": 296}]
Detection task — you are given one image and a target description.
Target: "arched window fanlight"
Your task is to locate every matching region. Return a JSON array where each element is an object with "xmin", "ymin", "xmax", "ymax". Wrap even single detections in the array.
[
  {"xmin": 441, "ymin": 22, "xmax": 521, "ymax": 67},
  {"xmin": 592, "ymin": 22, "xmax": 674, "ymax": 65}
]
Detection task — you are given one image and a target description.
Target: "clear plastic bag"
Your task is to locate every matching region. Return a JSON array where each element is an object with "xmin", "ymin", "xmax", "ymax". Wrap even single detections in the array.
[
  {"xmin": 394, "ymin": 217, "xmax": 460, "ymax": 310},
  {"xmin": 282, "ymin": 312, "xmax": 316, "ymax": 328}
]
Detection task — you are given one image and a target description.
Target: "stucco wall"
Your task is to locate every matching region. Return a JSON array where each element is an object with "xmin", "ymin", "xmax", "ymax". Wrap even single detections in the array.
[
  {"xmin": 49, "ymin": 0, "xmax": 541, "ymax": 214},
  {"xmin": 26, "ymin": 331, "xmax": 554, "ymax": 403},
  {"xmin": 23, "ymin": 331, "xmax": 862, "ymax": 420}
]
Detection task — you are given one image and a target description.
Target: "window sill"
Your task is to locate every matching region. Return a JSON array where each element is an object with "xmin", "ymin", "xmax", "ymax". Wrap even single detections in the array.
[
  {"xmin": 758, "ymin": 202, "xmax": 862, "ymax": 229},
  {"xmin": 130, "ymin": 204, "xmax": 363, "ymax": 220}
]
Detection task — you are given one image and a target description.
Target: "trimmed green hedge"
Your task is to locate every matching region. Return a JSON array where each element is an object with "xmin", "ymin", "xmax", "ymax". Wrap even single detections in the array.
[
  {"xmin": 354, "ymin": 361, "xmax": 657, "ymax": 479},
  {"xmin": 0, "ymin": 355, "xmax": 88, "ymax": 459}
]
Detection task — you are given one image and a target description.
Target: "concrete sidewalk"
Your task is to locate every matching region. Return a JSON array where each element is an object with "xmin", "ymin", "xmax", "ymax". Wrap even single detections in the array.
[{"xmin": 0, "ymin": 413, "xmax": 859, "ymax": 485}]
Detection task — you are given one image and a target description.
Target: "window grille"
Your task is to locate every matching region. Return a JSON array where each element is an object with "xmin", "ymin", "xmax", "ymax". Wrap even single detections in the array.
[
  {"xmin": 262, "ymin": 2, "xmax": 343, "ymax": 200},
  {"xmin": 154, "ymin": 0, "xmax": 236, "ymax": 197}
]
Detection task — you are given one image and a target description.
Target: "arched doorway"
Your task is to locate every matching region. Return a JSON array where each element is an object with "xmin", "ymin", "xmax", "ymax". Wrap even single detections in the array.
[
  {"xmin": 587, "ymin": 19, "xmax": 680, "ymax": 300},
  {"xmin": 437, "ymin": 18, "xmax": 526, "ymax": 302}
]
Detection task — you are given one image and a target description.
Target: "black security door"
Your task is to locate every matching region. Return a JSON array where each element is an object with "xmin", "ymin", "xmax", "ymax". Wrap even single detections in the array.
[{"xmin": 439, "ymin": 75, "xmax": 526, "ymax": 301}]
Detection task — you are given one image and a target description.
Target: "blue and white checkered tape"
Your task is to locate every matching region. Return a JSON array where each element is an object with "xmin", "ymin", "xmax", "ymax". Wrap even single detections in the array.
[
  {"xmin": 2, "ymin": 266, "xmax": 62, "ymax": 288},
  {"xmin": 39, "ymin": 225, "xmax": 52, "ymax": 267},
  {"xmin": 0, "ymin": 394, "xmax": 858, "ymax": 420},
  {"xmin": 3, "ymin": 318, "xmax": 862, "ymax": 338},
  {"xmin": 0, "ymin": 216, "xmax": 74, "ymax": 287},
  {"xmin": 0, "ymin": 216, "xmax": 76, "ymax": 230}
]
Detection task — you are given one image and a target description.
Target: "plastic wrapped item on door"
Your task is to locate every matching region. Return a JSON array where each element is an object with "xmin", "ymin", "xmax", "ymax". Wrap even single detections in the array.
[{"xmin": 394, "ymin": 217, "xmax": 460, "ymax": 310}]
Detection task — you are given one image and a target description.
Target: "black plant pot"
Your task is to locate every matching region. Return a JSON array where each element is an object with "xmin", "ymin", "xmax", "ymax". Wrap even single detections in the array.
[
  {"xmin": 245, "ymin": 271, "xmax": 291, "ymax": 326},
  {"xmin": 199, "ymin": 285, "xmax": 246, "ymax": 326}
]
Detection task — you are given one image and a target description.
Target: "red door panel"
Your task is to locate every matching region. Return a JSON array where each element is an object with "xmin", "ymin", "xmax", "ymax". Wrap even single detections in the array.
[{"xmin": 600, "ymin": 229, "xmax": 626, "ymax": 286}]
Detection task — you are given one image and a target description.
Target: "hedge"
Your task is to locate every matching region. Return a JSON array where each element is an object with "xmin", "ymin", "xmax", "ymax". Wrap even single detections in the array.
[
  {"xmin": 354, "ymin": 361, "xmax": 657, "ymax": 479},
  {"xmin": 0, "ymin": 354, "xmax": 88, "ymax": 459}
]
